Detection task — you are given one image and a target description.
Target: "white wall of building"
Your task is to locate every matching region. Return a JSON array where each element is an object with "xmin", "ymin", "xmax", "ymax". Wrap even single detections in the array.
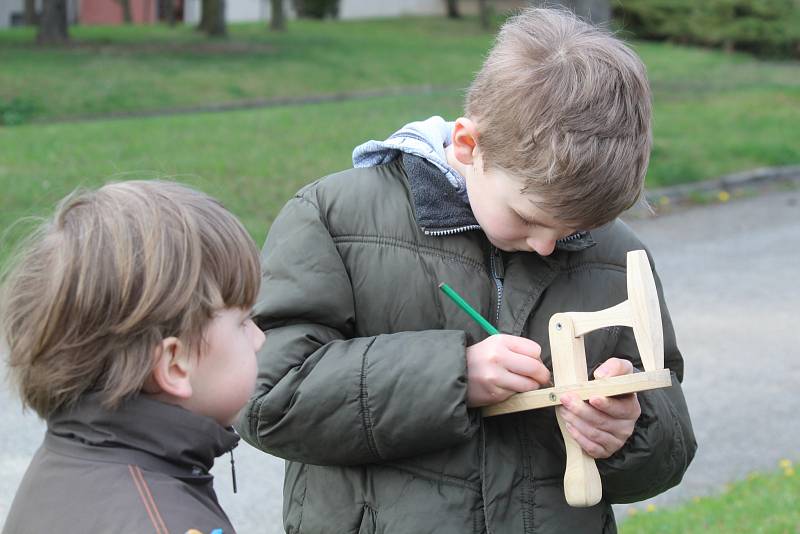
[
  {"xmin": 184, "ymin": 0, "xmax": 292, "ymax": 24},
  {"xmin": 1, "ymin": 0, "xmax": 78, "ymax": 29},
  {"xmin": 183, "ymin": 0, "xmax": 444, "ymax": 25},
  {"xmin": 0, "ymin": 0, "xmax": 503, "ymax": 29},
  {"xmin": 339, "ymin": 0, "xmax": 443, "ymax": 19},
  {"xmin": 1, "ymin": 0, "xmax": 25, "ymax": 29}
]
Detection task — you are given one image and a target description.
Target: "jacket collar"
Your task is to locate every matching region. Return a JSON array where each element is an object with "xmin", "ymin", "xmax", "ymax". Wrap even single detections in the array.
[
  {"xmin": 399, "ymin": 153, "xmax": 596, "ymax": 252},
  {"xmin": 46, "ymin": 393, "xmax": 239, "ymax": 476}
]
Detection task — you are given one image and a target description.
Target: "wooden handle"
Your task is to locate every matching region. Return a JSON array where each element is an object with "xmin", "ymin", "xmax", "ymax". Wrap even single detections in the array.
[
  {"xmin": 482, "ymin": 369, "xmax": 672, "ymax": 416},
  {"xmin": 549, "ymin": 314, "xmax": 603, "ymax": 507},
  {"xmin": 556, "ymin": 408, "xmax": 603, "ymax": 507}
]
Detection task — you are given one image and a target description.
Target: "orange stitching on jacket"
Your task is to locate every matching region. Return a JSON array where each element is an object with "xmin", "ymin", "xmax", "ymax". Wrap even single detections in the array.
[
  {"xmin": 132, "ymin": 465, "xmax": 169, "ymax": 534},
  {"xmin": 128, "ymin": 464, "xmax": 169, "ymax": 534}
]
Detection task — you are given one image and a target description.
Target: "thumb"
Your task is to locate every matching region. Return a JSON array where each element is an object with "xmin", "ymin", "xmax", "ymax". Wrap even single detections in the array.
[{"xmin": 594, "ymin": 357, "xmax": 633, "ymax": 379}]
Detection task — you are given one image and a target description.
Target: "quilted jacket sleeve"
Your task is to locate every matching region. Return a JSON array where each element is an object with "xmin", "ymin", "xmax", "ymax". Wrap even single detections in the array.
[
  {"xmin": 597, "ymin": 260, "xmax": 698, "ymax": 503},
  {"xmin": 236, "ymin": 192, "xmax": 478, "ymax": 466}
]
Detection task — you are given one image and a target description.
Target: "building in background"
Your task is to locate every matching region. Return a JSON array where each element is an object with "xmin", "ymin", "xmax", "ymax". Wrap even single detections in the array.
[
  {"xmin": 1, "ymin": 0, "xmax": 527, "ymax": 28},
  {"xmin": 78, "ymin": 0, "xmax": 159, "ymax": 25},
  {"xmin": 180, "ymin": 0, "xmax": 447, "ymax": 25},
  {"xmin": 1, "ymin": 0, "xmax": 79, "ymax": 28}
]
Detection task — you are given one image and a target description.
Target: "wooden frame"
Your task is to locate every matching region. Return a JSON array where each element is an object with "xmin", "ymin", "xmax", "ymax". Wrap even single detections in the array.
[{"xmin": 482, "ymin": 250, "xmax": 673, "ymax": 507}]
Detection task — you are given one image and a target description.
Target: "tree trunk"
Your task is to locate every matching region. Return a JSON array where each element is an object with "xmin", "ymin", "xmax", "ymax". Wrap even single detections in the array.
[
  {"xmin": 117, "ymin": 0, "xmax": 133, "ymax": 23},
  {"xmin": 165, "ymin": 0, "xmax": 175, "ymax": 26},
  {"xmin": 24, "ymin": 0, "xmax": 38, "ymax": 25},
  {"xmin": 557, "ymin": 0, "xmax": 611, "ymax": 26},
  {"xmin": 37, "ymin": 0, "xmax": 69, "ymax": 45},
  {"xmin": 445, "ymin": 0, "xmax": 460, "ymax": 18},
  {"xmin": 270, "ymin": 0, "xmax": 285, "ymax": 31},
  {"xmin": 478, "ymin": 0, "xmax": 491, "ymax": 30},
  {"xmin": 200, "ymin": 0, "xmax": 226, "ymax": 36},
  {"xmin": 199, "ymin": 0, "xmax": 209, "ymax": 29}
]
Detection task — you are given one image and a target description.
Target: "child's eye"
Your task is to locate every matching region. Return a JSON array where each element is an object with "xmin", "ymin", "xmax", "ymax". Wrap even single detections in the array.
[{"xmin": 513, "ymin": 209, "xmax": 537, "ymax": 227}]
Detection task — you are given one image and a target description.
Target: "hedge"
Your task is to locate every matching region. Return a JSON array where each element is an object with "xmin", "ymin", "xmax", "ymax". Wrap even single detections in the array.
[{"xmin": 613, "ymin": 0, "xmax": 800, "ymax": 58}]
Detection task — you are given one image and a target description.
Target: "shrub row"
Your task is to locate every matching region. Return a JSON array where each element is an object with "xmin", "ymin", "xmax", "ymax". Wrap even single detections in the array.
[{"xmin": 613, "ymin": 0, "xmax": 800, "ymax": 58}]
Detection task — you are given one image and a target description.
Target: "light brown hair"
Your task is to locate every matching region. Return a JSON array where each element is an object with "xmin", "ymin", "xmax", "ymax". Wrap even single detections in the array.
[
  {"xmin": 466, "ymin": 7, "xmax": 652, "ymax": 228},
  {"xmin": 0, "ymin": 180, "xmax": 261, "ymax": 418}
]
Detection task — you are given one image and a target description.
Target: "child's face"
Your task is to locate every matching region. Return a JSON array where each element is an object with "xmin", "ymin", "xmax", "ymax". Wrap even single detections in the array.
[
  {"xmin": 465, "ymin": 157, "xmax": 577, "ymax": 256},
  {"xmin": 186, "ymin": 308, "xmax": 265, "ymax": 427}
]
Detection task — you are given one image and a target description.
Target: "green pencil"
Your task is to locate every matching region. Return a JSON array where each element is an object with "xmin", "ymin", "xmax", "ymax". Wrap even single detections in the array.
[{"xmin": 438, "ymin": 282, "xmax": 500, "ymax": 336}]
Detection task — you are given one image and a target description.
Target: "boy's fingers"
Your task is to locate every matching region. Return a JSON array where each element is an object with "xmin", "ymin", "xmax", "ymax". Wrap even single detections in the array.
[
  {"xmin": 560, "ymin": 397, "xmax": 640, "ymax": 456},
  {"xmin": 588, "ymin": 393, "xmax": 641, "ymax": 421},
  {"xmin": 496, "ymin": 372, "xmax": 542, "ymax": 395},
  {"xmin": 593, "ymin": 357, "xmax": 633, "ymax": 379},
  {"xmin": 500, "ymin": 334, "xmax": 542, "ymax": 361},
  {"xmin": 560, "ymin": 415, "xmax": 623, "ymax": 459},
  {"xmin": 561, "ymin": 394, "xmax": 639, "ymax": 438},
  {"xmin": 503, "ymin": 352, "xmax": 551, "ymax": 385}
]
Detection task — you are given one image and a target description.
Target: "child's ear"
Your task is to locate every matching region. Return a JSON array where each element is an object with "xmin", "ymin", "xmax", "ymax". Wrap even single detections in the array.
[
  {"xmin": 148, "ymin": 337, "xmax": 193, "ymax": 400},
  {"xmin": 451, "ymin": 117, "xmax": 479, "ymax": 165}
]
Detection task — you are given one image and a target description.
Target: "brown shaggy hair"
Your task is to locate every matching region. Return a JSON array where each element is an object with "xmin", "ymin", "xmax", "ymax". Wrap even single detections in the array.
[
  {"xmin": 0, "ymin": 180, "xmax": 261, "ymax": 418},
  {"xmin": 466, "ymin": 7, "xmax": 652, "ymax": 228}
]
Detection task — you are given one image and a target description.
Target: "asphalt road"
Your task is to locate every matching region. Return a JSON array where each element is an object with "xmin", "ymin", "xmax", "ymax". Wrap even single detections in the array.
[{"xmin": 1, "ymin": 188, "xmax": 798, "ymax": 532}]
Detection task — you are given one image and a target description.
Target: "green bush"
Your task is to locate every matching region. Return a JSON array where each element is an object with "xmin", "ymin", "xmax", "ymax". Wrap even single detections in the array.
[
  {"xmin": 292, "ymin": 0, "xmax": 340, "ymax": 19},
  {"xmin": 614, "ymin": 0, "xmax": 800, "ymax": 57},
  {"xmin": 0, "ymin": 97, "xmax": 38, "ymax": 126}
]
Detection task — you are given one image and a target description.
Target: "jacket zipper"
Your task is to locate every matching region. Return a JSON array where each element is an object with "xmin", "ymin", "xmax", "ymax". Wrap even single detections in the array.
[
  {"xmin": 422, "ymin": 224, "xmax": 482, "ymax": 237},
  {"xmin": 424, "ymin": 225, "xmax": 505, "ymax": 331},
  {"xmin": 558, "ymin": 231, "xmax": 586, "ymax": 244},
  {"xmin": 489, "ymin": 247, "xmax": 504, "ymax": 328}
]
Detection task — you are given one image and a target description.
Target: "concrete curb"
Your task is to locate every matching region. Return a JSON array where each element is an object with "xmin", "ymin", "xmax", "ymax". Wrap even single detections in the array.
[{"xmin": 626, "ymin": 165, "xmax": 800, "ymax": 218}]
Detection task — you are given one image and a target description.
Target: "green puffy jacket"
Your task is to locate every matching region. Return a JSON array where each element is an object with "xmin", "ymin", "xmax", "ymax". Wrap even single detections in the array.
[{"xmin": 238, "ymin": 156, "xmax": 696, "ymax": 534}]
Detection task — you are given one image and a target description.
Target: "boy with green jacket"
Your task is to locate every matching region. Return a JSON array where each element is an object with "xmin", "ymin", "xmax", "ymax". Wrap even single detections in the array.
[{"xmin": 238, "ymin": 7, "xmax": 696, "ymax": 533}]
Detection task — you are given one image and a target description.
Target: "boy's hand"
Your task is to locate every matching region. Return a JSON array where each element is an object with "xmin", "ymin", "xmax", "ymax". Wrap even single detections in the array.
[
  {"xmin": 466, "ymin": 334, "xmax": 551, "ymax": 407},
  {"xmin": 556, "ymin": 357, "xmax": 641, "ymax": 459}
]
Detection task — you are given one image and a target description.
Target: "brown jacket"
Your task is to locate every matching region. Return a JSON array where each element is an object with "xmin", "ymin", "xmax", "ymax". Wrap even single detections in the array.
[{"xmin": 3, "ymin": 394, "xmax": 239, "ymax": 534}]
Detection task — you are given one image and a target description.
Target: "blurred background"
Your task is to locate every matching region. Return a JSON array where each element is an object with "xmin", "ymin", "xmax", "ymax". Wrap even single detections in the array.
[{"xmin": 1, "ymin": 0, "xmax": 798, "ymax": 532}]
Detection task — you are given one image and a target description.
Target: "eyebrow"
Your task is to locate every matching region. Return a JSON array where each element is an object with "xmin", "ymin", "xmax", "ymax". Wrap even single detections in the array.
[{"xmin": 513, "ymin": 210, "xmax": 538, "ymax": 225}]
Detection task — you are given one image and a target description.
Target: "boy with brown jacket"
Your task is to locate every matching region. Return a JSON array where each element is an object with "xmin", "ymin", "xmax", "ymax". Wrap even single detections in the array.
[
  {"xmin": 1, "ymin": 181, "xmax": 265, "ymax": 534},
  {"xmin": 239, "ymin": 7, "xmax": 696, "ymax": 533}
]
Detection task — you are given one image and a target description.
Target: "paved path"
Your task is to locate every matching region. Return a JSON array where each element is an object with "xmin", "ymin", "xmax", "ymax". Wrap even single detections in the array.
[
  {"xmin": 614, "ymin": 187, "xmax": 800, "ymax": 517},
  {"xmin": 2, "ymin": 189, "xmax": 798, "ymax": 532}
]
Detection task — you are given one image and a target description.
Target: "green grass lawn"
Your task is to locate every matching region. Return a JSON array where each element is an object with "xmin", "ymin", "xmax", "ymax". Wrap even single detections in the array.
[
  {"xmin": 0, "ymin": 91, "xmax": 465, "ymax": 265},
  {"xmin": 0, "ymin": 18, "xmax": 490, "ymax": 121},
  {"xmin": 620, "ymin": 460, "xmax": 799, "ymax": 534},
  {"xmin": 0, "ymin": 17, "xmax": 798, "ymax": 266}
]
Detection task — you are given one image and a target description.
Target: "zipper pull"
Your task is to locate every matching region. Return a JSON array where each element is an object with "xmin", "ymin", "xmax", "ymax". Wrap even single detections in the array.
[
  {"xmin": 491, "ymin": 247, "xmax": 505, "ymax": 280},
  {"xmin": 230, "ymin": 449, "xmax": 237, "ymax": 494}
]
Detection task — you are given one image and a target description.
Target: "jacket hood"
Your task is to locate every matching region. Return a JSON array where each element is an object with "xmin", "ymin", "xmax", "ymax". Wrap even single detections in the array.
[
  {"xmin": 351, "ymin": 116, "xmax": 595, "ymax": 251},
  {"xmin": 352, "ymin": 115, "xmax": 466, "ymax": 195}
]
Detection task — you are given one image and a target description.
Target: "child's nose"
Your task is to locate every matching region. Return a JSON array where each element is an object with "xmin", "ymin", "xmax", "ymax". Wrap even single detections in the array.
[
  {"xmin": 527, "ymin": 236, "xmax": 557, "ymax": 256},
  {"xmin": 251, "ymin": 322, "xmax": 266, "ymax": 350}
]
